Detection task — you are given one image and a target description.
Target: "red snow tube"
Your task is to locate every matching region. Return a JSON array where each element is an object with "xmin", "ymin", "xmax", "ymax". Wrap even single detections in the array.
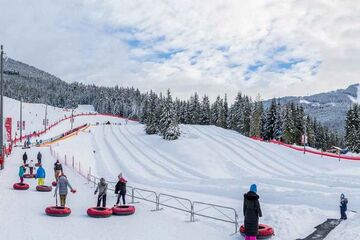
[
  {"xmin": 87, "ymin": 207, "xmax": 113, "ymax": 218},
  {"xmin": 52, "ymin": 181, "xmax": 57, "ymax": 187},
  {"xmin": 36, "ymin": 185, "xmax": 52, "ymax": 192},
  {"xmin": 23, "ymin": 174, "xmax": 35, "ymax": 178},
  {"xmin": 45, "ymin": 206, "xmax": 71, "ymax": 217},
  {"xmin": 112, "ymin": 205, "xmax": 136, "ymax": 216},
  {"xmin": 240, "ymin": 224, "xmax": 274, "ymax": 239},
  {"xmin": 13, "ymin": 182, "xmax": 30, "ymax": 190}
]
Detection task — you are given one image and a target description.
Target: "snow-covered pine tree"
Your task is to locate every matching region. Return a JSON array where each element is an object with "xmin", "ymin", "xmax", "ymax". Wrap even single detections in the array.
[
  {"xmin": 249, "ymin": 95, "xmax": 263, "ymax": 137},
  {"xmin": 263, "ymin": 98, "xmax": 277, "ymax": 140},
  {"xmin": 345, "ymin": 104, "xmax": 360, "ymax": 152},
  {"xmin": 159, "ymin": 90, "xmax": 180, "ymax": 140},
  {"xmin": 189, "ymin": 93, "xmax": 201, "ymax": 124},
  {"xmin": 144, "ymin": 91, "xmax": 158, "ymax": 135},
  {"xmin": 200, "ymin": 95, "xmax": 211, "ymax": 125}
]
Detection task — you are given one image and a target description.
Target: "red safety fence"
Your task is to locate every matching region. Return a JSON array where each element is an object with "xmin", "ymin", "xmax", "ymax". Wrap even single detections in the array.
[{"xmin": 260, "ymin": 139, "xmax": 360, "ymax": 161}]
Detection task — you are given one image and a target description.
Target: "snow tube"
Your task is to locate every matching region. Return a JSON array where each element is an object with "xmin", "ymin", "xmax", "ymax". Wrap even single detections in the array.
[
  {"xmin": 23, "ymin": 173, "xmax": 35, "ymax": 178},
  {"xmin": 87, "ymin": 207, "xmax": 113, "ymax": 218},
  {"xmin": 240, "ymin": 224, "xmax": 274, "ymax": 239},
  {"xmin": 52, "ymin": 181, "xmax": 57, "ymax": 187},
  {"xmin": 45, "ymin": 206, "xmax": 71, "ymax": 217},
  {"xmin": 13, "ymin": 182, "xmax": 29, "ymax": 190},
  {"xmin": 36, "ymin": 185, "xmax": 52, "ymax": 192},
  {"xmin": 112, "ymin": 205, "xmax": 136, "ymax": 216}
]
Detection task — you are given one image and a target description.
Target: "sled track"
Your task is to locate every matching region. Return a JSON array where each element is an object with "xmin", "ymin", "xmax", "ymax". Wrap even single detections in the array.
[
  {"xmin": 186, "ymin": 125, "xmax": 276, "ymax": 177},
  {"xmin": 123, "ymin": 125, "xmax": 210, "ymax": 180},
  {"xmin": 107, "ymin": 126, "xmax": 176, "ymax": 180},
  {"xmin": 207, "ymin": 126, "xmax": 311, "ymax": 176},
  {"xmin": 112, "ymin": 126, "xmax": 190, "ymax": 180}
]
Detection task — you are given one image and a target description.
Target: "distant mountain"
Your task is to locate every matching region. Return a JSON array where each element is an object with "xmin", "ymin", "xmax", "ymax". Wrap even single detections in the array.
[{"xmin": 264, "ymin": 83, "xmax": 360, "ymax": 135}]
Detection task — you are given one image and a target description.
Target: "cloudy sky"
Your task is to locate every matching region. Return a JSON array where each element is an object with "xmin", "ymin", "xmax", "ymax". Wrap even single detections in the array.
[{"xmin": 0, "ymin": 0, "xmax": 359, "ymax": 101}]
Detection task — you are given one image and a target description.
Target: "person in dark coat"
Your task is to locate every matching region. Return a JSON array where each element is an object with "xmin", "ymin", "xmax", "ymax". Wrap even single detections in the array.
[
  {"xmin": 22, "ymin": 152, "xmax": 28, "ymax": 165},
  {"xmin": 54, "ymin": 160, "xmax": 63, "ymax": 180},
  {"xmin": 37, "ymin": 152, "xmax": 42, "ymax": 164},
  {"xmin": 340, "ymin": 193, "xmax": 348, "ymax": 220},
  {"xmin": 114, "ymin": 173, "xmax": 127, "ymax": 206},
  {"xmin": 243, "ymin": 184, "xmax": 262, "ymax": 239}
]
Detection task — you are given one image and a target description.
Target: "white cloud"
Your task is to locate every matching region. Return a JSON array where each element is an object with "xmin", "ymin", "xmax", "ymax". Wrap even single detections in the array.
[{"xmin": 0, "ymin": 0, "xmax": 359, "ymax": 101}]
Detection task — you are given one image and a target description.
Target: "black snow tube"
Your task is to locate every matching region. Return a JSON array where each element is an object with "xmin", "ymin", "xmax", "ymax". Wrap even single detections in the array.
[
  {"xmin": 112, "ymin": 205, "xmax": 136, "ymax": 216},
  {"xmin": 240, "ymin": 224, "xmax": 275, "ymax": 239},
  {"xmin": 45, "ymin": 206, "xmax": 71, "ymax": 217},
  {"xmin": 23, "ymin": 173, "xmax": 35, "ymax": 178},
  {"xmin": 13, "ymin": 182, "xmax": 30, "ymax": 190},
  {"xmin": 87, "ymin": 207, "xmax": 113, "ymax": 218},
  {"xmin": 36, "ymin": 185, "xmax": 52, "ymax": 192}
]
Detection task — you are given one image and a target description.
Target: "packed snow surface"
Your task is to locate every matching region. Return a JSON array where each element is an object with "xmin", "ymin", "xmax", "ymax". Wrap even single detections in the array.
[{"xmin": 2, "ymin": 98, "xmax": 360, "ymax": 240}]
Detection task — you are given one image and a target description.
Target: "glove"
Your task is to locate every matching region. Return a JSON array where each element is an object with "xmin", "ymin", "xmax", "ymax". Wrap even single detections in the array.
[
  {"xmin": 94, "ymin": 191, "xmax": 97, "ymax": 195},
  {"xmin": 71, "ymin": 189, "xmax": 76, "ymax": 193}
]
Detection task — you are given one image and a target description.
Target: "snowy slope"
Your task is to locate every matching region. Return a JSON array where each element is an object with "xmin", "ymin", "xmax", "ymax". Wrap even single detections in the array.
[
  {"xmin": 50, "ymin": 121, "xmax": 360, "ymax": 240},
  {"xmin": 3, "ymin": 98, "xmax": 360, "ymax": 240},
  {"xmin": 0, "ymin": 147, "xmax": 228, "ymax": 240}
]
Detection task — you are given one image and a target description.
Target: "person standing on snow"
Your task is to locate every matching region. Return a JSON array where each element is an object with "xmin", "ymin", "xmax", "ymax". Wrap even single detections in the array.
[
  {"xmin": 54, "ymin": 160, "xmax": 63, "ymax": 180},
  {"xmin": 54, "ymin": 174, "xmax": 76, "ymax": 207},
  {"xmin": 243, "ymin": 184, "xmax": 262, "ymax": 240},
  {"xmin": 115, "ymin": 173, "xmax": 128, "ymax": 206},
  {"xmin": 340, "ymin": 193, "xmax": 348, "ymax": 220},
  {"xmin": 18, "ymin": 164, "xmax": 26, "ymax": 183},
  {"xmin": 94, "ymin": 178, "xmax": 108, "ymax": 207},
  {"xmin": 28, "ymin": 160, "xmax": 35, "ymax": 175},
  {"xmin": 36, "ymin": 164, "xmax": 46, "ymax": 186},
  {"xmin": 37, "ymin": 152, "xmax": 42, "ymax": 165},
  {"xmin": 22, "ymin": 152, "xmax": 28, "ymax": 165}
]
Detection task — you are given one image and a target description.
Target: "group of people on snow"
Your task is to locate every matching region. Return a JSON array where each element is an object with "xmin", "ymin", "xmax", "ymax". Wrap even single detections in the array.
[
  {"xmin": 94, "ymin": 173, "xmax": 128, "ymax": 208},
  {"xmin": 19, "ymin": 151, "xmax": 128, "ymax": 208}
]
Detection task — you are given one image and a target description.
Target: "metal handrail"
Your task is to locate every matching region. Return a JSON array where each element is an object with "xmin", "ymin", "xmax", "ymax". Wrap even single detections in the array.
[
  {"xmin": 158, "ymin": 193, "xmax": 194, "ymax": 221},
  {"xmin": 193, "ymin": 201, "xmax": 238, "ymax": 233}
]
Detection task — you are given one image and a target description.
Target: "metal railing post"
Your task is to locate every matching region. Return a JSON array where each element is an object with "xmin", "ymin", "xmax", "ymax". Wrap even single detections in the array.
[{"xmin": 72, "ymin": 156, "xmax": 74, "ymax": 169}]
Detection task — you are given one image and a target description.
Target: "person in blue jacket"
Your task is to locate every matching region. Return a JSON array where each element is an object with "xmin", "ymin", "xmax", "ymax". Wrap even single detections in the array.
[
  {"xmin": 340, "ymin": 193, "xmax": 348, "ymax": 220},
  {"xmin": 36, "ymin": 165, "xmax": 46, "ymax": 186},
  {"xmin": 19, "ymin": 164, "xmax": 26, "ymax": 183}
]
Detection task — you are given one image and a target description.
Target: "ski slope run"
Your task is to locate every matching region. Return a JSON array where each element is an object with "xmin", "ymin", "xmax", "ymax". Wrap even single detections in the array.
[{"xmin": 48, "ymin": 116, "xmax": 360, "ymax": 240}]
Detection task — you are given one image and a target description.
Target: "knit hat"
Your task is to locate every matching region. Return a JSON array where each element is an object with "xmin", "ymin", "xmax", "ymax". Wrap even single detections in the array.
[
  {"xmin": 250, "ymin": 184, "xmax": 257, "ymax": 193},
  {"xmin": 118, "ymin": 173, "xmax": 123, "ymax": 179},
  {"xmin": 341, "ymin": 193, "xmax": 345, "ymax": 199}
]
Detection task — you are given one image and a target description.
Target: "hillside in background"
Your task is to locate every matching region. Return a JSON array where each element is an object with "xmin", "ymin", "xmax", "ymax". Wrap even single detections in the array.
[
  {"xmin": 263, "ymin": 84, "xmax": 360, "ymax": 135},
  {"xmin": 4, "ymin": 57, "xmax": 359, "ymax": 135}
]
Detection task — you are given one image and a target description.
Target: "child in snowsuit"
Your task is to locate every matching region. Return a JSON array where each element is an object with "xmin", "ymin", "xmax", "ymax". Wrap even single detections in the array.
[
  {"xmin": 54, "ymin": 174, "xmax": 75, "ymax": 207},
  {"xmin": 18, "ymin": 165, "xmax": 25, "ymax": 183},
  {"xmin": 36, "ymin": 165, "xmax": 46, "ymax": 186},
  {"xmin": 94, "ymin": 178, "xmax": 108, "ymax": 207},
  {"xmin": 243, "ymin": 184, "xmax": 262, "ymax": 240},
  {"xmin": 29, "ymin": 160, "xmax": 35, "ymax": 175},
  {"xmin": 115, "ymin": 173, "xmax": 127, "ymax": 206},
  {"xmin": 340, "ymin": 193, "xmax": 348, "ymax": 220},
  {"xmin": 54, "ymin": 160, "xmax": 63, "ymax": 180}
]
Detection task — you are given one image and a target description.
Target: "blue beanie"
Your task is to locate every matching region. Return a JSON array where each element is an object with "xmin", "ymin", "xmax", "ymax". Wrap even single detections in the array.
[{"xmin": 250, "ymin": 184, "xmax": 257, "ymax": 193}]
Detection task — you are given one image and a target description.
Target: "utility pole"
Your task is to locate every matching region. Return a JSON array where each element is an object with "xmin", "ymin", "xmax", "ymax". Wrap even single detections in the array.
[
  {"xmin": 0, "ymin": 45, "xmax": 4, "ymax": 161},
  {"xmin": 303, "ymin": 116, "xmax": 307, "ymax": 154},
  {"xmin": 20, "ymin": 98, "xmax": 23, "ymax": 142},
  {"xmin": 44, "ymin": 104, "xmax": 48, "ymax": 131},
  {"xmin": 70, "ymin": 109, "xmax": 74, "ymax": 129}
]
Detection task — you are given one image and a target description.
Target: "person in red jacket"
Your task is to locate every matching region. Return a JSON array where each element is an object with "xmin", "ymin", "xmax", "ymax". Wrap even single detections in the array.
[{"xmin": 114, "ymin": 173, "xmax": 127, "ymax": 206}]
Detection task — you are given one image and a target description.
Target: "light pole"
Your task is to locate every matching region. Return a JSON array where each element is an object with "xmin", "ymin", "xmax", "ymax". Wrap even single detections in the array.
[
  {"xmin": 70, "ymin": 109, "xmax": 74, "ymax": 129},
  {"xmin": 20, "ymin": 98, "xmax": 23, "ymax": 142},
  {"xmin": 0, "ymin": 45, "xmax": 4, "ymax": 164},
  {"xmin": 303, "ymin": 116, "xmax": 307, "ymax": 154},
  {"xmin": 44, "ymin": 104, "xmax": 48, "ymax": 131}
]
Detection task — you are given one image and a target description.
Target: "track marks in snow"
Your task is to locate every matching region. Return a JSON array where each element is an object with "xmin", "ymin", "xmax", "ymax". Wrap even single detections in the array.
[
  {"xmin": 123, "ymin": 125, "xmax": 210, "ymax": 180},
  {"xmin": 187, "ymin": 125, "xmax": 276, "ymax": 177}
]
